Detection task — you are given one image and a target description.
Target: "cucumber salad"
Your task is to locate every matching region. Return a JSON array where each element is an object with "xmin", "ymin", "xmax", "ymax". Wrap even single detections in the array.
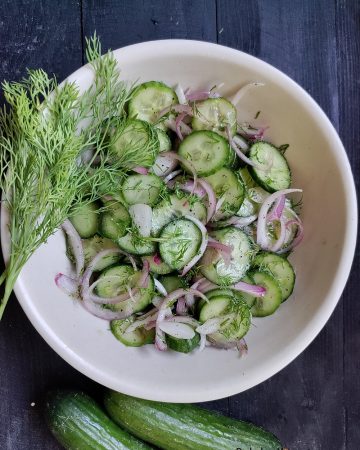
[{"xmin": 57, "ymin": 80, "xmax": 303, "ymax": 355}]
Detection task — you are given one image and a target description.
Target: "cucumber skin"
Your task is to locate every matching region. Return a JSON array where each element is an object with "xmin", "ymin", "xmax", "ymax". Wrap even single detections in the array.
[
  {"xmin": 45, "ymin": 390, "xmax": 151, "ymax": 450},
  {"xmin": 104, "ymin": 392, "xmax": 283, "ymax": 450}
]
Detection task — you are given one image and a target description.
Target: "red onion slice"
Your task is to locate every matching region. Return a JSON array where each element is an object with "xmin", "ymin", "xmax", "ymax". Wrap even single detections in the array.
[
  {"xmin": 154, "ymin": 278, "xmax": 168, "ymax": 296},
  {"xmin": 55, "ymin": 273, "xmax": 79, "ymax": 296},
  {"xmin": 196, "ymin": 318, "xmax": 221, "ymax": 335},
  {"xmin": 231, "ymin": 82, "xmax": 265, "ymax": 106},
  {"xmin": 226, "ymin": 127, "xmax": 266, "ymax": 170},
  {"xmin": 153, "ymin": 153, "xmax": 178, "ymax": 177},
  {"xmin": 181, "ymin": 215, "xmax": 208, "ymax": 276},
  {"xmin": 257, "ymin": 189, "xmax": 302, "ymax": 250},
  {"xmin": 175, "ymin": 112, "xmax": 187, "ymax": 140},
  {"xmin": 277, "ymin": 218, "xmax": 304, "ymax": 254},
  {"xmin": 213, "ymin": 214, "xmax": 258, "ymax": 228},
  {"xmin": 268, "ymin": 195, "xmax": 286, "ymax": 221},
  {"xmin": 132, "ymin": 166, "xmax": 148, "ymax": 175},
  {"xmin": 158, "ymin": 321, "xmax": 195, "ymax": 339},
  {"xmin": 198, "ymin": 179, "xmax": 217, "ymax": 222},
  {"xmin": 175, "ymin": 84, "xmax": 187, "ymax": 105},
  {"xmin": 169, "ymin": 179, "xmax": 206, "ymax": 198},
  {"xmin": 161, "ymin": 152, "xmax": 198, "ymax": 194},
  {"xmin": 185, "ymin": 90, "xmax": 211, "ymax": 102},
  {"xmin": 61, "ymin": 220, "xmax": 84, "ymax": 277},
  {"xmin": 176, "ymin": 297, "xmax": 188, "ymax": 315},
  {"xmin": 233, "ymin": 134, "xmax": 249, "ymax": 152},
  {"xmin": 164, "ymin": 170, "xmax": 183, "ymax": 184},
  {"xmin": 270, "ymin": 218, "xmax": 287, "ymax": 253},
  {"xmin": 158, "ymin": 103, "xmax": 193, "ymax": 119},
  {"xmin": 166, "ymin": 316, "xmax": 200, "ymax": 328},
  {"xmin": 88, "ymin": 276, "xmax": 137, "ymax": 304},
  {"xmin": 232, "ymin": 280, "xmax": 266, "ymax": 297}
]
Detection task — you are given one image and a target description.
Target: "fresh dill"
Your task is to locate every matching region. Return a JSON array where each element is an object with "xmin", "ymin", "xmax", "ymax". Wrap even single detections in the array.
[
  {"xmin": 0, "ymin": 34, "xmax": 147, "ymax": 319},
  {"xmin": 254, "ymin": 111, "xmax": 261, "ymax": 119},
  {"xmin": 278, "ymin": 143, "xmax": 289, "ymax": 154}
]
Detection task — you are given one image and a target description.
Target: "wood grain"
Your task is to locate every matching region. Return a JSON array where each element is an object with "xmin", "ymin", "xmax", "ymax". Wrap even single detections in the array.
[{"xmin": 0, "ymin": 0, "xmax": 359, "ymax": 449}]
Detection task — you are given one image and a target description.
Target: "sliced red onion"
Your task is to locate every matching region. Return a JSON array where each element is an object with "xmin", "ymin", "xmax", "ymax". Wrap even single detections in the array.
[
  {"xmin": 185, "ymin": 90, "xmax": 211, "ymax": 102},
  {"xmin": 158, "ymin": 104, "xmax": 193, "ymax": 119},
  {"xmin": 179, "ymin": 121, "xmax": 192, "ymax": 137},
  {"xmin": 161, "ymin": 152, "xmax": 197, "ymax": 193},
  {"xmin": 198, "ymin": 333, "xmax": 207, "ymax": 352},
  {"xmin": 89, "ymin": 276, "xmax": 137, "ymax": 304},
  {"xmin": 155, "ymin": 329, "xmax": 168, "ymax": 351},
  {"xmin": 176, "ymin": 297, "xmax": 188, "ymax": 315},
  {"xmin": 236, "ymin": 339, "xmax": 248, "ymax": 357},
  {"xmin": 126, "ymin": 308, "xmax": 159, "ymax": 333},
  {"xmin": 153, "ymin": 254, "xmax": 162, "ymax": 265},
  {"xmin": 61, "ymin": 219, "xmax": 84, "ymax": 277},
  {"xmin": 207, "ymin": 237, "xmax": 232, "ymax": 266},
  {"xmin": 159, "ymin": 321, "xmax": 195, "ymax": 339},
  {"xmin": 214, "ymin": 214, "xmax": 258, "ymax": 228},
  {"xmin": 226, "ymin": 127, "xmax": 264, "ymax": 170},
  {"xmin": 233, "ymin": 134, "xmax": 249, "ymax": 152},
  {"xmin": 207, "ymin": 337, "xmax": 237, "ymax": 350},
  {"xmin": 270, "ymin": 218, "xmax": 287, "ymax": 253},
  {"xmin": 152, "ymin": 295, "xmax": 163, "ymax": 308},
  {"xmin": 277, "ymin": 218, "xmax": 304, "ymax": 254},
  {"xmin": 132, "ymin": 166, "xmax": 148, "ymax": 175},
  {"xmin": 198, "ymin": 178, "xmax": 217, "ymax": 222},
  {"xmin": 196, "ymin": 318, "xmax": 221, "ymax": 335},
  {"xmin": 164, "ymin": 169, "xmax": 183, "ymax": 184},
  {"xmin": 232, "ymin": 280, "xmax": 266, "ymax": 297},
  {"xmin": 181, "ymin": 215, "xmax": 208, "ymax": 276},
  {"xmin": 166, "ymin": 316, "xmax": 200, "ymax": 327},
  {"xmin": 154, "ymin": 278, "xmax": 168, "ymax": 296},
  {"xmin": 55, "ymin": 273, "xmax": 79, "ymax": 296},
  {"xmin": 129, "ymin": 204, "xmax": 152, "ymax": 238},
  {"xmin": 231, "ymin": 82, "xmax": 265, "ymax": 106},
  {"xmin": 175, "ymin": 112, "xmax": 187, "ymax": 140},
  {"xmin": 175, "ymin": 84, "xmax": 187, "ymax": 105},
  {"xmin": 239, "ymin": 124, "xmax": 269, "ymax": 141},
  {"xmin": 169, "ymin": 179, "xmax": 206, "ymax": 198},
  {"xmin": 257, "ymin": 189, "xmax": 302, "ymax": 250},
  {"xmin": 268, "ymin": 195, "xmax": 286, "ymax": 221},
  {"xmin": 152, "ymin": 153, "xmax": 178, "ymax": 177}
]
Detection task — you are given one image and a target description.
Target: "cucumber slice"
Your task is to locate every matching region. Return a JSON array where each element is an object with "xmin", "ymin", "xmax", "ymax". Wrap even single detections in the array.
[
  {"xmin": 69, "ymin": 202, "xmax": 99, "ymax": 238},
  {"xmin": 199, "ymin": 295, "xmax": 251, "ymax": 341},
  {"xmin": 122, "ymin": 174, "xmax": 164, "ymax": 206},
  {"xmin": 151, "ymin": 192, "xmax": 207, "ymax": 236},
  {"xmin": 111, "ymin": 316, "xmax": 155, "ymax": 347},
  {"xmin": 200, "ymin": 227, "xmax": 255, "ymax": 285},
  {"xmin": 110, "ymin": 119, "xmax": 160, "ymax": 168},
  {"xmin": 249, "ymin": 270, "xmax": 282, "ymax": 317},
  {"xmin": 128, "ymin": 81, "xmax": 178, "ymax": 124},
  {"xmin": 142, "ymin": 255, "xmax": 172, "ymax": 275},
  {"xmin": 166, "ymin": 332, "xmax": 200, "ymax": 353},
  {"xmin": 96, "ymin": 265, "xmax": 154, "ymax": 314},
  {"xmin": 159, "ymin": 218, "xmax": 202, "ymax": 271},
  {"xmin": 204, "ymin": 168, "xmax": 245, "ymax": 221},
  {"xmin": 99, "ymin": 200, "xmax": 131, "ymax": 241},
  {"xmin": 117, "ymin": 232, "xmax": 156, "ymax": 256},
  {"xmin": 253, "ymin": 252, "xmax": 295, "ymax": 302},
  {"xmin": 178, "ymin": 130, "xmax": 231, "ymax": 176},
  {"xmin": 249, "ymin": 142, "xmax": 291, "ymax": 192},
  {"xmin": 158, "ymin": 274, "xmax": 186, "ymax": 293},
  {"xmin": 157, "ymin": 128, "xmax": 171, "ymax": 152},
  {"xmin": 192, "ymin": 97, "xmax": 237, "ymax": 136}
]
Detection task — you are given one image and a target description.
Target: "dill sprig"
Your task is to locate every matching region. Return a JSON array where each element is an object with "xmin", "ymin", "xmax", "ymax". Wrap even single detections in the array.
[{"xmin": 0, "ymin": 34, "xmax": 134, "ymax": 319}]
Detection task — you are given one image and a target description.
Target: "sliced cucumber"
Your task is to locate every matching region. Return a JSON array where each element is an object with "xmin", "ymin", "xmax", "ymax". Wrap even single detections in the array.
[
  {"xmin": 253, "ymin": 252, "xmax": 295, "ymax": 302},
  {"xmin": 249, "ymin": 142, "xmax": 291, "ymax": 192},
  {"xmin": 99, "ymin": 200, "xmax": 131, "ymax": 241},
  {"xmin": 151, "ymin": 192, "xmax": 206, "ymax": 236},
  {"xmin": 166, "ymin": 332, "xmax": 200, "ymax": 353},
  {"xmin": 83, "ymin": 235, "xmax": 122, "ymax": 272},
  {"xmin": 204, "ymin": 168, "xmax": 245, "ymax": 221},
  {"xmin": 192, "ymin": 97, "xmax": 237, "ymax": 136},
  {"xmin": 158, "ymin": 274, "xmax": 186, "ymax": 293},
  {"xmin": 96, "ymin": 265, "xmax": 154, "ymax": 314},
  {"xmin": 159, "ymin": 219, "xmax": 202, "ymax": 271},
  {"xmin": 199, "ymin": 295, "xmax": 251, "ymax": 341},
  {"xmin": 142, "ymin": 255, "xmax": 172, "ymax": 275},
  {"xmin": 69, "ymin": 202, "xmax": 99, "ymax": 238},
  {"xmin": 128, "ymin": 81, "xmax": 178, "ymax": 124},
  {"xmin": 157, "ymin": 128, "xmax": 171, "ymax": 152},
  {"xmin": 122, "ymin": 174, "xmax": 164, "ymax": 206},
  {"xmin": 117, "ymin": 232, "xmax": 156, "ymax": 256},
  {"xmin": 110, "ymin": 119, "xmax": 160, "ymax": 168},
  {"xmin": 200, "ymin": 227, "xmax": 255, "ymax": 285},
  {"xmin": 249, "ymin": 270, "xmax": 282, "ymax": 317},
  {"xmin": 111, "ymin": 316, "xmax": 155, "ymax": 347},
  {"xmin": 178, "ymin": 130, "xmax": 231, "ymax": 176}
]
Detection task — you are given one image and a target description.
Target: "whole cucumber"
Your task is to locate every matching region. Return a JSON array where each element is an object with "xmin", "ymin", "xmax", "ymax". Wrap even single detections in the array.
[
  {"xmin": 104, "ymin": 391, "xmax": 283, "ymax": 450},
  {"xmin": 45, "ymin": 390, "xmax": 151, "ymax": 450}
]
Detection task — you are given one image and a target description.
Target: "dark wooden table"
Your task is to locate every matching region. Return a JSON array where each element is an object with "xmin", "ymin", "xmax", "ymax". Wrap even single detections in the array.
[{"xmin": 0, "ymin": 1, "xmax": 359, "ymax": 449}]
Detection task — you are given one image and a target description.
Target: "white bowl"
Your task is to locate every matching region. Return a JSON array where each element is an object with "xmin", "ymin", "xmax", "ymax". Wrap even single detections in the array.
[{"xmin": 2, "ymin": 40, "xmax": 357, "ymax": 402}]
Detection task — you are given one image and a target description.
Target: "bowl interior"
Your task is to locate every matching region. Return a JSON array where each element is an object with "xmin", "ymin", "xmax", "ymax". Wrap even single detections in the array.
[{"xmin": 2, "ymin": 40, "xmax": 357, "ymax": 402}]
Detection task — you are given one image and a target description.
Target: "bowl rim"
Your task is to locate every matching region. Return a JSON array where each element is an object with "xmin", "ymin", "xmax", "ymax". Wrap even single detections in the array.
[{"xmin": 2, "ymin": 39, "xmax": 358, "ymax": 402}]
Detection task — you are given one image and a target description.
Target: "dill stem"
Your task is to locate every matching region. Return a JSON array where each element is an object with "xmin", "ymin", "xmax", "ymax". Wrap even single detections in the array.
[{"xmin": 0, "ymin": 270, "xmax": 7, "ymax": 287}]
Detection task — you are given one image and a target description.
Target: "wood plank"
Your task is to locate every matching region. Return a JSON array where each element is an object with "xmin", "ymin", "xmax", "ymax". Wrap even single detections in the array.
[
  {"xmin": 82, "ymin": 0, "xmax": 217, "ymax": 51},
  {"xmin": 217, "ymin": 1, "xmax": 345, "ymax": 449},
  {"xmin": 0, "ymin": 1, "xmax": 82, "ymax": 448},
  {"xmin": 335, "ymin": 1, "xmax": 360, "ymax": 449}
]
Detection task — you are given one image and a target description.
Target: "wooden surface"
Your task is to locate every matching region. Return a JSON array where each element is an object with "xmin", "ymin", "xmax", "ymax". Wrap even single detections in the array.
[{"xmin": 0, "ymin": 1, "xmax": 359, "ymax": 448}]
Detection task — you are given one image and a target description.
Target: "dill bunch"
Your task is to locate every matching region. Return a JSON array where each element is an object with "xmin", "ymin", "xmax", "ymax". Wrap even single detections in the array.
[{"xmin": 0, "ymin": 34, "xmax": 137, "ymax": 319}]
